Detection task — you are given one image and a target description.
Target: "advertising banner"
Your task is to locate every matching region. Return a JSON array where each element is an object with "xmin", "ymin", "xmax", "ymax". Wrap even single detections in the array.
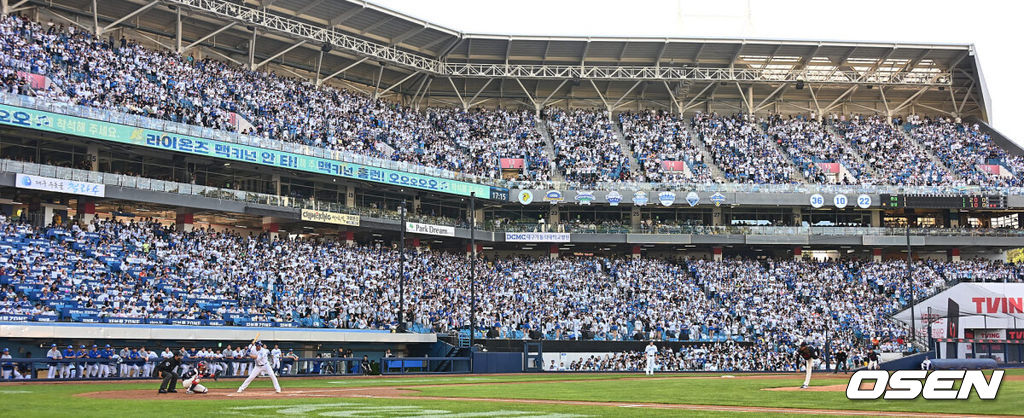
[
  {"xmin": 406, "ymin": 222, "xmax": 456, "ymax": 237},
  {"xmin": 300, "ymin": 209, "xmax": 360, "ymax": 226},
  {"xmin": 0, "ymin": 103, "xmax": 492, "ymax": 198},
  {"xmin": 16, "ymin": 173, "xmax": 105, "ymax": 197},
  {"xmin": 505, "ymin": 232, "xmax": 571, "ymax": 242}
]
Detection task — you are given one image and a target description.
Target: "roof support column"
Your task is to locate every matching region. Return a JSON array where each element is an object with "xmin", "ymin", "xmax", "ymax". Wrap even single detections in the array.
[
  {"xmin": 375, "ymin": 70, "xmax": 422, "ymax": 99},
  {"xmin": 514, "ymin": 78, "xmax": 540, "ymax": 115},
  {"xmin": 447, "ymin": 77, "xmax": 467, "ymax": 110},
  {"xmin": 99, "ymin": 0, "xmax": 160, "ymax": 36},
  {"xmin": 247, "ymin": 29, "xmax": 257, "ymax": 71},
  {"xmin": 466, "ymin": 78, "xmax": 494, "ymax": 108},
  {"xmin": 414, "ymin": 77, "xmax": 432, "ymax": 109},
  {"xmin": 891, "ymin": 87, "xmax": 930, "ymax": 115},
  {"xmin": 663, "ymin": 81, "xmax": 682, "ymax": 114},
  {"xmin": 92, "ymin": 0, "xmax": 99, "ymax": 36},
  {"xmin": 318, "ymin": 57, "xmax": 368, "ymax": 88},
  {"xmin": 372, "ymin": 65, "xmax": 386, "ymax": 100},
  {"xmin": 175, "ymin": 7, "xmax": 182, "ymax": 54},
  {"xmin": 822, "ymin": 85, "xmax": 859, "ymax": 114},
  {"xmin": 180, "ymin": 22, "xmax": 237, "ymax": 53},
  {"xmin": 255, "ymin": 40, "xmax": 308, "ymax": 70},
  {"xmin": 588, "ymin": 80, "xmax": 610, "ymax": 112},
  {"xmin": 313, "ymin": 49, "xmax": 324, "ymax": 85},
  {"xmin": 879, "ymin": 87, "xmax": 892, "ymax": 117},
  {"xmin": 611, "ymin": 80, "xmax": 642, "ymax": 111}
]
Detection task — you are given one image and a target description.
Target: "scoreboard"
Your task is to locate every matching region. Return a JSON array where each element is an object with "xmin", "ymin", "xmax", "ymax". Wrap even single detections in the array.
[{"xmin": 879, "ymin": 194, "xmax": 1008, "ymax": 209}]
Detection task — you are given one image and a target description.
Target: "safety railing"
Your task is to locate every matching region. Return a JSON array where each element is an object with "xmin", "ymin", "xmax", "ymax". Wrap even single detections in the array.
[{"xmin": 4, "ymin": 160, "xmax": 1022, "ymax": 238}]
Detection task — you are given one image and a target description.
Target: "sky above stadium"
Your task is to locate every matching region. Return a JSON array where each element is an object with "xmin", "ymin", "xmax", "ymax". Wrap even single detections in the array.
[{"xmin": 374, "ymin": 0, "xmax": 1023, "ymax": 145}]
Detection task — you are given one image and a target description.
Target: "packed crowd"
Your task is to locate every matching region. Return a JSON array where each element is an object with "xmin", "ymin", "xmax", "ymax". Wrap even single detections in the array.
[
  {"xmin": 619, "ymin": 110, "xmax": 713, "ymax": 183},
  {"xmin": 2, "ymin": 15, "xmax": 1023, "ymax": 189},
  {"xmin": 3, "ymin": 215, "xmax": 1019, "ymax": 339},
  {"xmin": 765, "ymin": 115, "xmax": 874, "ymax": 184},
  {"xmin": 692, "ymin": 112, "xmax": 794, "ymax": 184},
  {"xmin": 834, "ymin": 115, "xmax": 951, "ymax": 186},
  {"xmin": 908, "ymin": 115, "xmax": 1024, "ymax": 187},
  {"xmin": 545, "ymin": 108, "xmax": 632, "ymax": 185},
  {"xmin": 0, "ymin": 14, "xmax": 548, "ymax": 182}
]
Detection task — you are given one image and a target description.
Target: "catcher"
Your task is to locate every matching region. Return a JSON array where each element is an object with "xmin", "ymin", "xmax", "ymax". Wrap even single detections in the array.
[{"xmin": 181, "ymin": 361, "xmax": 217, "ymax": 394}]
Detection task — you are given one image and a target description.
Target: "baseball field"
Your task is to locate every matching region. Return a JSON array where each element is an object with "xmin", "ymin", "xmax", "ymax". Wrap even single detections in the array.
[{"xmin": 2, "ymin": 370, "xmax": 1020, "ymax": 417}]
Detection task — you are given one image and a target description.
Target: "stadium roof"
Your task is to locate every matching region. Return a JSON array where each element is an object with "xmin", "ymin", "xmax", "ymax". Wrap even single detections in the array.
[{"xmin": 25, "ymin": 0, "xmax": 989, "ymax": 119}]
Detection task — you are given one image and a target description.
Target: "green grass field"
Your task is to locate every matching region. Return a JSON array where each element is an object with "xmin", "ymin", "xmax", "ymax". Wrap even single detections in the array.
[{"xmin": 1, "ymin": 371, "xmax": 1020, "ymax": 417}]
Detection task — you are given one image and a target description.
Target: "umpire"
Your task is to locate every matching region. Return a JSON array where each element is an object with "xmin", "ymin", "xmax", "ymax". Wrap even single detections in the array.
[{"xmin": 155, "ymin": 352, "xmax": 182, "ymax": 394}]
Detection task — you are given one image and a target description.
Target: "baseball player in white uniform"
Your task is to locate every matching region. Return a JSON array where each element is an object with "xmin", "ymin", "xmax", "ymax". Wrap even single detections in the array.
[
  {"xmin": 46, "ymin": 344, "xmax": 62, "ymax": 379},
  {"xmin": 144, "ymin": 348, "xmax": 159, "ymax": 377},
  {"xmin": 236, "ymin": 341, "xmax": 281, "ymax": 393},
  {"xmin": 644, "ymin": 342, "xmax": 658, "ymax": 375},
  {"xmin": 271, "ymin": 345, "xmax": 282, "ymax": 375},
  {"xmin": 1, "ymin": 348, "xmax": 14, "ymax": 379}
]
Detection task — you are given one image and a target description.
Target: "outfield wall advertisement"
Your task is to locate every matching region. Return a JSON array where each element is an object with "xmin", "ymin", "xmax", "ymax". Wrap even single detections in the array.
[
  {"xmin": 0, "ymin": 103, "xmax": 500, "ymax": 199},
  {"xmin": 896, "ymin": 282, "xmax": 1024, "ymax": 334}
]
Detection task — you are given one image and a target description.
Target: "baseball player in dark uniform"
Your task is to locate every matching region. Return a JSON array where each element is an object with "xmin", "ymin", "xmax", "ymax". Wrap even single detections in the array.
[
  {"xmin": 181, "ymin": 361, "xmax": 216, "ymax": 394},
  {"xmin": 797, "ymin": 341, "xmax": 818, "ymax": 389},
  {"xmin": 155, "ymin": 352, "xmax": 183, "ymax": 393}
]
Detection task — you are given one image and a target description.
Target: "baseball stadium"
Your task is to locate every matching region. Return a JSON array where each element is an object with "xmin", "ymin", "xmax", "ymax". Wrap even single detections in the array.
[{"xmin": 0, "ymin": 0, "xmax": 1020, "ymax": 416}]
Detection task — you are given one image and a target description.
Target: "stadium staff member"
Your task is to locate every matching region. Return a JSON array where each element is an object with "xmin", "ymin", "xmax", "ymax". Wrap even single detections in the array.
[
  {"xmin": 834, "ymin": 348, "xmax": 848, "ymax": 374},
  {"xmin": 797, "ymin": 341, "xmax": 818, "ymax": 389},
  {"xmin": 155, "ymin": 351, "xmax": 183, "ymax": 394}
]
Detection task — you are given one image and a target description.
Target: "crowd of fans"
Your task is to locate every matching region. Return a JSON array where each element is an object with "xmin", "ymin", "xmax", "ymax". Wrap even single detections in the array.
[
  {"xmin": 765, "ymin": 115, "xmax": 874, "ymax": 184},
  {"xmin": 2, "ymin": 14, "xmax": 1024, "ymax": 189},
  {"xmin": 619, "ymin": 110, "xmax": 713, "ymax": 183},
  {"xmin": 692, "ymin": 112, "xmax": 794, "ymax": 184},
  {"xmin": 0, "ymin": 14, "xmax": 549, "ymax": 182},
  {"xmin": 834, "ymin": 115, "xmax": 950, "ymax": 186},
  {"xmin": 1, "ymin": 215, "xmax": 1020, "ymax": 372},
  {"xmin": 908, "ymin": 115, "xmax": 1024, "ymax": 187},
  {"xmin": 545, "ymin": 108, "xmax": 632, "ymax": 185}
]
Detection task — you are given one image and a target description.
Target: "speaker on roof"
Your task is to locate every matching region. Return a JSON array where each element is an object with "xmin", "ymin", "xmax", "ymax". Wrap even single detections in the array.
[{"xmin": 795, "ymin": 80, "xmax": 804, "ymax": 90}]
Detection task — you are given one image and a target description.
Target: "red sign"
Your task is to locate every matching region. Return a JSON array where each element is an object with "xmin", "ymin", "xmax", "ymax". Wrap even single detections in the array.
[
  {"xmin": 817, "ymin": 162, "xmax": 840, "ymax": 173},
  {"xmin": 972, "ymin": 297, "xmax": 1024, "ymax": 314},
  {"xmin": 500, "ymin": 158, "xmax": 524, "ymax": 169},
  {"xmin": 977, "ymin": 164, "xmax": 1001, "ymax": 175},
  {"xmin": 1008, "ymin": 330, "xmax": 1024, "ymax": 340},
  {"xmin": 661, "ymin": 161, "xmax": 687, "ymax": 172}
]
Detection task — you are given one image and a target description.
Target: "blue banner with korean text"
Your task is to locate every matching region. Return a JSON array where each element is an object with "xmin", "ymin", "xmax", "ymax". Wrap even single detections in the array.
[{"xmin": 0, "ymin": 103, "xmax": 501, "ymax": 198}]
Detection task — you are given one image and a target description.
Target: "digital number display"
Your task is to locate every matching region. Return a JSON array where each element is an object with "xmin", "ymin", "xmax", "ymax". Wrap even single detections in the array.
[{"xmin": 879, "ymin": 194, "xmax": 1007, "ymax": 209}]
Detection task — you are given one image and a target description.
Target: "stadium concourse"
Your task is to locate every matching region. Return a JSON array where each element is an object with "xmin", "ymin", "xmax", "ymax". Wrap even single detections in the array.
[{"xmin": 0, "ymin": 0, "xmax": 1018, "ymax": 383}]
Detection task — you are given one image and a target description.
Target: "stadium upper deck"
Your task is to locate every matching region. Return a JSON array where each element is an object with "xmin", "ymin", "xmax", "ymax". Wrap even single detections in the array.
[{"xmin": 0, "ymin": 0, "xmax": 1006, "ymax": 196}]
